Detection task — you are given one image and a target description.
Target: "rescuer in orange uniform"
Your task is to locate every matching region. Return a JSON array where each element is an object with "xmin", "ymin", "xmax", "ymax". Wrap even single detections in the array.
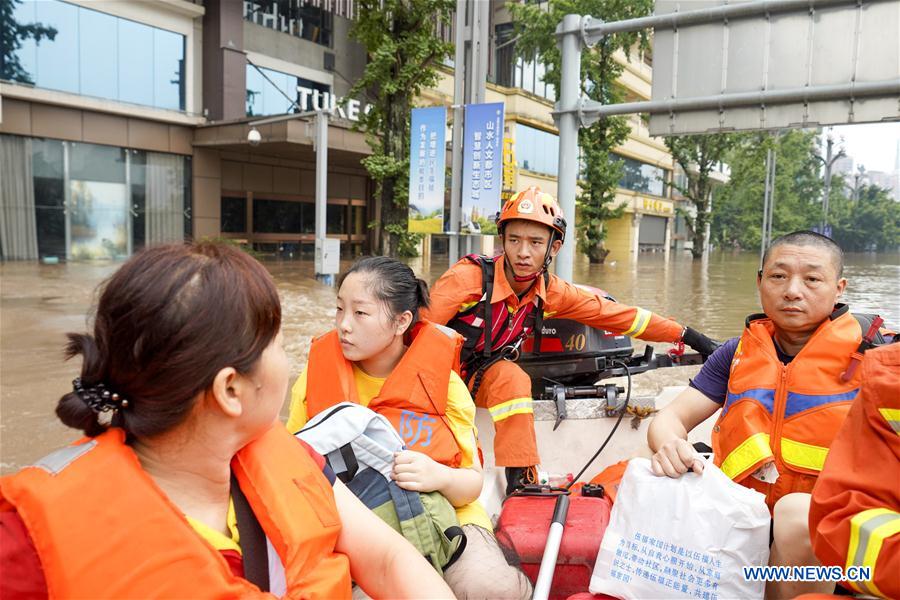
[
  {"xmin": 808, "ymin": 342, "xmax": 900, "ymax": 600},
  {"xmin": 424, "ymin": 187, "xmax": 718, "ymax": 492},
  {"xmin": 648, "ymin": 230, "xmax": 891, "ymax": 599}
]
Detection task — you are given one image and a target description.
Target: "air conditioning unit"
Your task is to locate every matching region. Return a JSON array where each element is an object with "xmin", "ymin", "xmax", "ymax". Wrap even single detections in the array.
[{"xmin": 324, "ymin": 52, "xmax": 335, "ymax": 71}]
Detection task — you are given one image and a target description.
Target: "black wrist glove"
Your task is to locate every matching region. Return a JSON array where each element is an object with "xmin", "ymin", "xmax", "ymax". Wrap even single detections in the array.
[{"xmin": 682, "ymin": 327, "xmax": 721, "ymax": 358}]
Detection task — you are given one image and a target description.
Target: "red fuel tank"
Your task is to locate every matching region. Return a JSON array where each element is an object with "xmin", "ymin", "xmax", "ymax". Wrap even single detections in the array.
[{"xmin": 495, "ymin": 492, "xmax": 614, "ymax": 600}]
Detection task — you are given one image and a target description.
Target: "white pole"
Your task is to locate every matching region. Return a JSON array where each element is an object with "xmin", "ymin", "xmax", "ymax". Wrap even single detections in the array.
[
  {"xmin": 314, "ymin": 110, "xmax": 332, "ymax": 286},
  {"xmin": 554, "ymin": 15, "xmax": 583, "ymax": 282}
]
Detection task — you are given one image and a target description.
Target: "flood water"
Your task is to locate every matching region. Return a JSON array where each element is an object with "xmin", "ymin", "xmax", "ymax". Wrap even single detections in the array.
[{"xmin": 2, "ymin": 250, "xmax": 897, "ymax": 473}]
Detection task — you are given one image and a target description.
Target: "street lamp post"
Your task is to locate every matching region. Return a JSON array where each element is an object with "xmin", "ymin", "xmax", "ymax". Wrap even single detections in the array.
[{"xmin": 816, "ymin": 132, "xmax": 845, "ymax": 235}]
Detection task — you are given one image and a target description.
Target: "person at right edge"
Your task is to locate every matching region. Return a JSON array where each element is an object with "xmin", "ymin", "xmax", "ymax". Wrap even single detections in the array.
[
  {"xmin": 806, "ymin": 342, "xmax": 900, "ymax": 600},
  {"xmin": 423, "ymin": 186, "xmax": 719, "ymax": 494},
  {"xmin": 648, "ymin": 230, "xmax": 892, "ymax": 599}
]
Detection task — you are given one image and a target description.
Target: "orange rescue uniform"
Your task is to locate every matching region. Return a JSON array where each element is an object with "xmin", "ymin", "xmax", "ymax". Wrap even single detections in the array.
[
  {"xmin": 809, "ymin": 342, "xmax": 900, "ymax": 599},
  {"xmin": 424, "ymin": 255, "xmax": 685, "ymax": 466},
  {"xmin": 0, "ymin": 426, "xmax": 352, "ymax": 599}
]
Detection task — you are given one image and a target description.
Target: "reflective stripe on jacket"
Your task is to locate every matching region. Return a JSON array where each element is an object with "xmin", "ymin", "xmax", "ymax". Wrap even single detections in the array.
[
  {"xmin": 0, "ymin": 426, "xmax": 351, "ymax": 599},
  {"xmin": 307, "ymin": 320, "xmax": 465, "ymax": 468},
  {"xmin": 712, "ymin": 306, "xmax": 863, "ymax": 509},
  {"xmin": 810, "ymin": 343, "xmax": 900, "ymax": 599}
]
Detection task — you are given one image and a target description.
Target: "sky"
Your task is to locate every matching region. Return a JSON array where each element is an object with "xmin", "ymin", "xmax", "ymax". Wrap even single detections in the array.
[{"xmin": 826, "ymin": 122, "xmax": 900, "ymax": 174}]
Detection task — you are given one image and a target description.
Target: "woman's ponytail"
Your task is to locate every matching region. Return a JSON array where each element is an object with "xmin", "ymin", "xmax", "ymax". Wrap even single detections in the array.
[
  {"xmin": 415, "ymin": 278, "xmax": 431, "ymax": 311},
  {"xmin": 56, "ymin": 333, "xmax": 109, "ymax": 437}
]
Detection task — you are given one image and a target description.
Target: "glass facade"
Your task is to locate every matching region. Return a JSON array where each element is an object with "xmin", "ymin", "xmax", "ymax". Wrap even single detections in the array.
[
  {"xmin": 223, "ymin": 196, "xmax": 363, "ymax": 237},
  {"xmin": 243, "ymin": 0, "xmax": 333, "ymax": 47},
  {"xmin": 1, "ymin": 135, "xmax": 190, "ymax": 260},
  {"xmin": 494, "ymin": 25, "xmax": 556, "ymax": 102},
  {"xmin": 246, "ymin": 65, "xmax": 330, "ymax": 116},
  {"xmin": 4, "ymin": 0, "xmax": 185, "ymax": 111},
  {"xmin": 516, "ymin": 124, "xmax": 559, "ymax": 176},
  {"xmin": 615, "ymin": 154, "xmax": 669, "ymax": 198}
]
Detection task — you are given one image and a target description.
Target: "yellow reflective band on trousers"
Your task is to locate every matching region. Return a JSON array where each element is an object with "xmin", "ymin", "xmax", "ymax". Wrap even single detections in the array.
[
  {"xmin": 622, "ymin": 308, "xmax": 652, "ymax": 337},
  {"xmin": 720, "ymin": 432, "xmax": 773, "ymax": 480},
  {"xmin": 878, "ymin": 408, "xmax": 900, "ymax": 435},
  {"xmin": 489, "ymin": 397, "xmax": 533, "ymax": 422},
  {"xmin": 845, "ymin": 508, "xmax": 900, "ymax": 597},
  {"xmin": 780, "ymin": 437, "xmax": 829, "ymax": 471}
]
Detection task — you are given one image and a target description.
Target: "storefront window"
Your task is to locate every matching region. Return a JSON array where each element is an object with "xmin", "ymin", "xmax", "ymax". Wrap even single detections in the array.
[
  {"xmin": 253, "ymin": 199, "xmax": 304, "ymax": 233},
  {"xmin": 222, "ymin": 197, "xmax": 247, "ymax": 233},
  {"xmin": 0, "ymin": 135, "xmax": 189, "ymax": 261},
  {"xmin": 614, "ymin": 154, "xmax": 669, "ymax": 198},
  {"xmin": 5, "ymin": 0, "xmax": 186, "ymax": 111},
  {"xmin": 326, "ymin": 204, "xmax": 345, "ymax": 234},
  {"xmin": 515, "ymin": 124, "xmax": 559, "ymax": 176},
  {"xmin": 32, "ymin": 138, "xmax": 65, "ymax": 259},
  {"xmin": 243, "ymin": 1, "xmax": 333, "ymax": 47}
]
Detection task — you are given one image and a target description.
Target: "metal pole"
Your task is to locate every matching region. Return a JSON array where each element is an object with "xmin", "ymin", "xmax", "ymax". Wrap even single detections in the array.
[
  {"xmin": 554, "ymin": 14, "xmax": 583, "ymax": 282},
  {"xmin": 767, "ymin": 149, "xmax": 777, "ymax": 245},
  {"xmin": 760, "ymin": 147, "xmax": 772, "ymax": 263},
  {"xmin": 470, "ymin": 0, "xmax": 489, "ymax": 105},
  {"xmin": 314, "ymin": 109, "xmax": 332, "ymax": 286},
  {"xmin": 572, "ymin": 78, "xmax": 900, "ymax": 124},
  {"xmin": 448, "ymin": 0, "xmax": 467, "ymax": 266},
  {"xmin": 578, "ymin": 0, "xmax": 883, "ymax": 41},
  {"xmin": 822, "ymin": 135, "xmax": 834, "ymax": 233}
]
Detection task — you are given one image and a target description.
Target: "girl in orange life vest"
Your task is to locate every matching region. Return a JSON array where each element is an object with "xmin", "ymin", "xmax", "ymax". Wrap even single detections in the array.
[
  {"xmin": 0, "ymin": 243, "xmax": 452, "ymax": 600},
  {"xmin": 289, "ymin": 256, "xmax": 534, "ymax": 599},
  {"xmin": 648, "ymin": 231, "xmax": 863, "ymax": 600}
]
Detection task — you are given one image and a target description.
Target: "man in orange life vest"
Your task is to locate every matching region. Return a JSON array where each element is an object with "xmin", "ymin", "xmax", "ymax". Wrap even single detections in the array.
[
  {"xmin": 808, "ymin": 342, "xmax": 900, "ymax": 600},
  {"xmin": 648, "ymin": 230, "xmax": 887, "ymax": 599},
  {"xmin": 423, "ymin": 187, "xmax": 719, "ymax": 493}
]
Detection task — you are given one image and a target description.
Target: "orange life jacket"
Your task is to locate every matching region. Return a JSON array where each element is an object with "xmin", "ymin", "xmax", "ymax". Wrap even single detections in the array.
[
  {"xmin": 712, "ymin": 306, "xmax": 863, "ymax": 510},
  {"xmin": 306, "ymin": 320, "xmax": 465, "ymax": 468},
  {"xmin": 0, "ymin": 426, "xmax": 351, "ymax": 599}
]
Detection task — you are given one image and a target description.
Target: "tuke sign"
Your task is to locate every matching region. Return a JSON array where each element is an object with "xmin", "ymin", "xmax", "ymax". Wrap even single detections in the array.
[{"xmin": 297, "ymin": 86, "xmax": 373, "ymax": 122}]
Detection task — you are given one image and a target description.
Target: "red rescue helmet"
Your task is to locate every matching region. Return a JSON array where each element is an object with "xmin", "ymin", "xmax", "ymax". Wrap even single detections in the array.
[{"xmin": 496, "ymin": 187, "xmax": 567, "ymax": 243}]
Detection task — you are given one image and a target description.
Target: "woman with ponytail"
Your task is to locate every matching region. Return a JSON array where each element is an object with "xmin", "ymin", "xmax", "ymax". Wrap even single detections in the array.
[
  {"xmin": 289, "ymin": 256, "xmax": 532, "ymax": 598},
  {"xmin": 0, "ymin": 243, "xmax": 452, "ymax": 599}
]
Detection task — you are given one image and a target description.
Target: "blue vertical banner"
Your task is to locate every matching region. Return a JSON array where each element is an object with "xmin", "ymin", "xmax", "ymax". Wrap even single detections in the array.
[
  {"xmin": 461, "ymin": 102, "xmax": 505, "ymax": 231},
  {"xmin": 408, "ymin": 106, "xmax": 447, "ymax": 234}
]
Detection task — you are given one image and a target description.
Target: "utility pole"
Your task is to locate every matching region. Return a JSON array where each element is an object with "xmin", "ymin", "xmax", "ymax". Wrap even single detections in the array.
[
  {"xmin": 759, "ymin": 146, "xmax": 777, "ymax": 263},
  {"xmin": 448, "ymin": 0, "xmax": 489, "ymax": 266}
]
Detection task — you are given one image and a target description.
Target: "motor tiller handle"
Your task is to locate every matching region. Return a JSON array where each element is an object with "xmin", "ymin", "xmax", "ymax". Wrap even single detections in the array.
[{"xmin": 532, "ymin": 493, "xmax": 570, "ymax": 600}]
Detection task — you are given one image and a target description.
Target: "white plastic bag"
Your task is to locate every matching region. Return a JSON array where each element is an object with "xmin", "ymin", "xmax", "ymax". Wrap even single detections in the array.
[{"xmin": 589, "ymin": 457, "xmax": 770, "ymax": 600}]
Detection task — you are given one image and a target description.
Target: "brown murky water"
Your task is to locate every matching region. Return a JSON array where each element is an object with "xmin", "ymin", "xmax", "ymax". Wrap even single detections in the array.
[{"xmin": 2, "ymin": 251, "xmax": 897, "ymax": 473}]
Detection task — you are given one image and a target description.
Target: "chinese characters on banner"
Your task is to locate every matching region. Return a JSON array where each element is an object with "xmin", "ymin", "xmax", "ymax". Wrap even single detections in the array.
[
  {"xmin": 461, "ymin": 102, "xmax": 505, "ymax": 232},
  {"xmin": 407, "ymin": 106, "xmax": 447, "ymax": 233},
  {"xmin": 502, "ymin": 136, "xmax": 516, "ymax": 202}
]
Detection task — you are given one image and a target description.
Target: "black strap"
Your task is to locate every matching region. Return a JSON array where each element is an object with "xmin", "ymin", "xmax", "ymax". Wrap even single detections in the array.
[
  {"xmin": 481, "ymin": 257, "xmax": 495, "ymax": 360},
  {"xmin": 531, "ymin": 271, "xmax": 549, "ymax": 357},
  {"xmin": 231, "ymin": 474, "xmax": 270, "ymax": 592},
  {"xmin": 442, "ymin": 525, "xmax": 468, "ymax": 570},
  {"xmin": 336, "ymin": 443, "xmax": 359, "ymax": 484}
]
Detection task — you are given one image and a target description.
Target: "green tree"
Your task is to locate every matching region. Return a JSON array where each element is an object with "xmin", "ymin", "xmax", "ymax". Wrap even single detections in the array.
[
  {"xmin": 666, "ymin": 134, "xmax": 743, "ymax": 258},
  {"xmin": 712, "ymin": 130, "xmax": 825, "ymax": 250},
  {"xmin": 347, "ymin": 0, "xmax": 454, "ymax": 256},
  {"xmin": 510, "ymin": 0, "xmax": 653, "ymax": 263},
  {"xmin": 0, "ymin": 0, "xmax": 56, "ymax": 84},
  {"xmin": 831, "ymin": 184, "xmax": 900, "ymax": 251}
]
